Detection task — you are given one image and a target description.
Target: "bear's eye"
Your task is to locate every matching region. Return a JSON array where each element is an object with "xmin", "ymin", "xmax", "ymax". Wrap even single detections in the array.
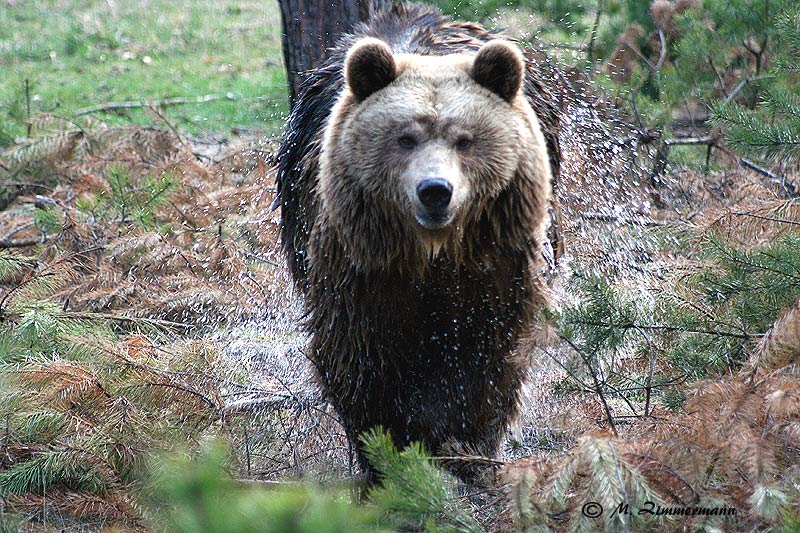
[
  {"xmin": 397, "ymin": 135, "xmax": 418, "ymax": 150},
  {"xmin": 455, "ymin": 136, "xmax": 473, "ymax": 151}
]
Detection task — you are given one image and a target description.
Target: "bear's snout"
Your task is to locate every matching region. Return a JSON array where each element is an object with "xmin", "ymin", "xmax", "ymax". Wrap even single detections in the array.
[
  {"xmin": 416, "ymin": 178, "xmax": 453, "ymax": 211},
  {"xmin": 415, "ymin": 178, "xmax": 455, "ymax": 230}
]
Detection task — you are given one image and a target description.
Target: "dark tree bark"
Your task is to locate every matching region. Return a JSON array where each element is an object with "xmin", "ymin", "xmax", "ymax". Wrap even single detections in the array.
[{"xmin": 278, "ymin": 0, "xmax": 391, "ymax": 106}]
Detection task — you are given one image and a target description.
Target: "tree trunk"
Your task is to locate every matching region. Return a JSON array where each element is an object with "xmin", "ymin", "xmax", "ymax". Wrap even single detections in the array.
[{"xmin": 278, "ymin": 0, "xmax": 391, "ymax": 107}]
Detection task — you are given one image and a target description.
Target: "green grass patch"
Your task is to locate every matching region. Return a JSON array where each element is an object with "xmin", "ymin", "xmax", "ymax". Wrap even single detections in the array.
[{"xmin": 0, "ymin": 0, "xmax": 288, "ymax": 139}]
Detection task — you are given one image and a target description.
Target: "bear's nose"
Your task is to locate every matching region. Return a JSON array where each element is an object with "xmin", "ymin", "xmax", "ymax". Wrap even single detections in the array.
[{"xmin": 416, "ymin": 178, "xmax": 453, "ymax": 211}]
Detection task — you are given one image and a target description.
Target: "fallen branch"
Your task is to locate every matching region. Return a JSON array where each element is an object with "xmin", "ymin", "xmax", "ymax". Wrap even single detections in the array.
[
  {"xmin": 740, "ymin": 157, "xmax": 798, "ymax": 197},
  {"xmin": 242, "ymin": 250, "xmax": 281, "ymax": 267},
  {"xmin": 145, "ymin": 104, "xmax": 186, "ymax": 147},
  {"xmin": 661, "ymin": 136, "xmax": 798, "ymax": 196},
  {"xmin": 0, "ymin": 180, "xmax": 51, "ymax": 189},
  {"xmin": 740, "ymin": 157, "xmax": 780, "ymax": 180},
  {"xmin": 73, "ymin": 93, "xmax": 238, "ymax": 116},
  {"xmin": 432, "ymin": 454, "xmax": 507, "ymax": 466},
  {"xmin": 0, "ymin": 235, "xmax": 47, "ymax": 248},
  {"xmin": 580, "ymin": 212, "xmax": 666, "ymax": 227},
  {"xmin": 1, "ymin": 221, "xmax": 35, "ymax": 243},
  {"xmin": 223, "ymin": 393, "xmax": 321, "ymax": 413},
  {"xmin": 586, "ymin": 3, "xmax": 603, "ymax": 61},
  {"xmin": 664, "ymin": 136, "xmax": 715, "ymax": 146}
]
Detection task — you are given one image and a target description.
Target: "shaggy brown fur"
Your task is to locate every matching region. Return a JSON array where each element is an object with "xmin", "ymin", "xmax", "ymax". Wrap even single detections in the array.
[{"xmin": 275, "ymin": 4, "xmax": 561, "ymax": 481}]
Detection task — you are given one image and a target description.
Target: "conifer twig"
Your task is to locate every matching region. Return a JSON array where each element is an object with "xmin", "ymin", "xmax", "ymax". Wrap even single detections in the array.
[
  {"xmin": 559, "ymin": 334, "xmax": 619, "ymax": 435},
  {"xmin": 730, "ymin": 210, "xmax": 800, "ymax": 227},
  {"xmin": 724, "ymin": 75, "xmax": 774, "ymax": 103}
]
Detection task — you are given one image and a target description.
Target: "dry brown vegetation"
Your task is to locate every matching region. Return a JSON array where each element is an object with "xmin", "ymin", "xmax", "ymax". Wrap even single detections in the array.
[
  {"xmin": 0, "ymin": 115, "xmax": 282, "ymax": 321},
  {"xmin": 0, "ymin": 116, "xmax": 355, "ymax": 528}
]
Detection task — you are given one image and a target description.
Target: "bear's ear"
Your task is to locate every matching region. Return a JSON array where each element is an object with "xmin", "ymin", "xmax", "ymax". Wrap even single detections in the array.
[
  {"xmin": 471, "ymin": 40, "xmax": 525, "ymax": 102},
  {"xmin": 345, "ymin": 38, "xmax": 397, "ymax": 101}
]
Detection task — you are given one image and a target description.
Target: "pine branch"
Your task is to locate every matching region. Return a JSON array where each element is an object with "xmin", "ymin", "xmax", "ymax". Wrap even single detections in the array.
[
  {"xmin": 711, "ymin": 102, "xmax": 800, "ymax": 163},
  {"xmin": 560, "ymin": 334, "xmax": 619, "ymax": 435}
]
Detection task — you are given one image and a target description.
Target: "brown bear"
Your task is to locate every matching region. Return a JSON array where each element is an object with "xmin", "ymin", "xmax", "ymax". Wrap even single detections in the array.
[{"xmin": 275, "ymin": 4, "xmax": 561, "ymax": 481}]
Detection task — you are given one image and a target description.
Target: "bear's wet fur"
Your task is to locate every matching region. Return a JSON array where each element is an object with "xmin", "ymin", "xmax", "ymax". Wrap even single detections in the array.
[{"xmin": 276, "ymin": 3, "xmax": 561, "ymax": 482}]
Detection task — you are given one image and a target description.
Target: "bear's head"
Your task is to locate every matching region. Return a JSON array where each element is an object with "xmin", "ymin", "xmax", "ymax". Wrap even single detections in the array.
[{"xmin": 317, "ymin": 38, "xmax": 551, "ymax": 273}]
